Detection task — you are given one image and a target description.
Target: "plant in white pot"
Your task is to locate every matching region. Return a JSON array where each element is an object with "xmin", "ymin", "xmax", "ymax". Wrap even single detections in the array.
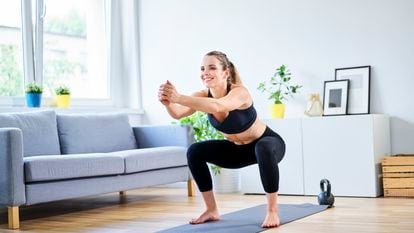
[
  {"xmin": 257, "ymin": 64, "xmax": 302, "ymax": 118},
  {"xmin": 177, "ymin": 111, "xmax": 241, "ymax": 193}
]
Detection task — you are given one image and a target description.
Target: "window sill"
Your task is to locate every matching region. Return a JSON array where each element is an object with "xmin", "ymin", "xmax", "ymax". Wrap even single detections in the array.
[
  {"xmin": 0, "ymin": 96, "xmax": 144, "ymax": 115},
  {"xmin": 0, "ymin": 106, "xmax": 144, "ymax": 115}
]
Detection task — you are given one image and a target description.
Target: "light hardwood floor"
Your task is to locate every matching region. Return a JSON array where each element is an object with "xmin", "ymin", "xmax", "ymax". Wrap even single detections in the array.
[{"xmin": 1, "ymin": 186, "xmax": 413, "ymax": 233}]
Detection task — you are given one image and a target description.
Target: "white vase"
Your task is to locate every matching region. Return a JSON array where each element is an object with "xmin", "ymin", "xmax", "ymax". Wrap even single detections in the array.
[{"xmin": 212, "ymin": 168, "xmax": 241, "ymax": 193}]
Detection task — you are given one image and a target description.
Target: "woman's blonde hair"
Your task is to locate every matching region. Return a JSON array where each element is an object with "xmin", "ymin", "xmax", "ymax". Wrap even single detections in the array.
[{"xmin": 205, "ymin": 51, "xmax": 242, "ymax": 85}]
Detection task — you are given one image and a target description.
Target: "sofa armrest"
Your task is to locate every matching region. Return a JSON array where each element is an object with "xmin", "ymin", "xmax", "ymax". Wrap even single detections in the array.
[
  {"xmin": 0, "ymin": 128, "xmax": 26, "ymax": 206},
  {"xmin": 132, "ymin": 124, "xmax": 195, "ymax": 148}
]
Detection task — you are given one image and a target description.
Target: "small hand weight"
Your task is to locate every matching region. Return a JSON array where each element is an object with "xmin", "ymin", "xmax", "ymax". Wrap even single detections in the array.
[{"xmin": 317, "ymin": 179, "xmax": 335, "ymax": 207}]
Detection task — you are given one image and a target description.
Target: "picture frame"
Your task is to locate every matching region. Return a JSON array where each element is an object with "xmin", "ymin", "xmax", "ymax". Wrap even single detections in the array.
[
  {"xmin": 323, "ymin": 80, "xmax": 349, "ymax": 116},
  {"xmin": 335, "ymin": 66, "xmax": 371, "ymax": 114}
]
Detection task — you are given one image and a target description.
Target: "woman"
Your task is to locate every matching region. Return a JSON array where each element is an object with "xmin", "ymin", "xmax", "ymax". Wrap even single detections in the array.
[{"xmin": 158, "ymin": 51, "xmax": 285, "ymax": 228}]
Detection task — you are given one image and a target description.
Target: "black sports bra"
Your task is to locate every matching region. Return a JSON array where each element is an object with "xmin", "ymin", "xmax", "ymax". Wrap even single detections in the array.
[{"xmin": 207, "ymin": 84, "xmax": 257, "ymax": 134}]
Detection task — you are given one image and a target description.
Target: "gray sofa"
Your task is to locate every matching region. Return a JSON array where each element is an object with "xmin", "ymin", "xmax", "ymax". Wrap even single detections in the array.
[{"xmin": 0, "ymin": 110, "xmax": 195, "ymax": 229}]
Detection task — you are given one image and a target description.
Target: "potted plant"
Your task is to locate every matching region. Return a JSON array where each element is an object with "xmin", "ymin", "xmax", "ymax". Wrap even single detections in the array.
[
  {"xmin": 25, "ymin": 82, "xmax": 43, "ymax": 108},
  {"xmin": 55, "ymin": 85, "xmax": 71, "ymax": 108},
  {"xmin": 178, "ymin": 112, "xmax": 241, "ymax": 193},
  {"xmin": 257, "ymin": 64, "xmax": 302, "ymax": 118}
]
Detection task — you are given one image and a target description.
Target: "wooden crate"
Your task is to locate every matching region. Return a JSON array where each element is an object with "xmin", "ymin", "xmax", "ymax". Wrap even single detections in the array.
[{"xmin": 382, "ymin": 155, "xmax": 414, "ymax": 197}]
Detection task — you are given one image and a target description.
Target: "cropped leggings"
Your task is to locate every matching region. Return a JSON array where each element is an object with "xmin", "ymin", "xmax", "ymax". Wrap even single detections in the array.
[{"xmin": 187, "ymin": 126, "xmax": 285, "ymax": 193}]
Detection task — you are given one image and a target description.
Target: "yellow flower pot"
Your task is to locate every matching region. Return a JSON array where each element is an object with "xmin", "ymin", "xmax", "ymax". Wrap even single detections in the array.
[
  {"xmin": 56, "ymin": 95, "xmax": 71, "ymax": 108},
  {"xmin": 270, "ymin": 104, "xmax": 285, "ymax": 119}
]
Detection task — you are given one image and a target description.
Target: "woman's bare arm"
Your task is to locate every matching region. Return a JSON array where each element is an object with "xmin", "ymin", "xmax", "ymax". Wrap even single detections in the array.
[
  {"xmin": 163, "ymin": 90, "xmax": 206, "ymax": 119},
  {"xmin": 164, "ymin": 82, "xmax": 250, "ymax": 114}
]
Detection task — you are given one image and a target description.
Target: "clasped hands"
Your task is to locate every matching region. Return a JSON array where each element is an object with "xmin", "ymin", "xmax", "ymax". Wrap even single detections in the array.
[{"xmin": 158, "ymin": 80, "xmax": 180, "ymax": 105}]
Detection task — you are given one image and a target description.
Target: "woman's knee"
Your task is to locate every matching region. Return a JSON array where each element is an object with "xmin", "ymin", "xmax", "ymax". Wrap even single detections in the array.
[
  {"xmin": 187, "ymin": 142, "xmax": 202, "ymax": 161},
  {"xmin": 255, "ymin": 136, "xmax": 285, "ymax": 163},
  {"xmin": 187, "ymin": 141, "xmax": 213, "ymax": 163}
]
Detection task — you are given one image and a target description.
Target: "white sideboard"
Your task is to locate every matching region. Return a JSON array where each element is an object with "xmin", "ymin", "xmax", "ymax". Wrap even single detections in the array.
[{"xmin": 241, "ymin": 114, "xmax": 390, "ymax": 197}]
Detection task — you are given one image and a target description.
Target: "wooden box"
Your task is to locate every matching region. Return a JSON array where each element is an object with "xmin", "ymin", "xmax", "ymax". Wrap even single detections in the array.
[{"xmin": 382, "ymin": 155, "xmax": 414, "ymax": 197}]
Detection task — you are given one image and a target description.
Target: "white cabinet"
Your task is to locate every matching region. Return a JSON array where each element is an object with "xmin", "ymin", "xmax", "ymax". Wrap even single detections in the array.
[
  {"xmin": 302, "ymin": 114, "xmax": 390, "ymax": 197},
  {"xmin": 240, "ymin": 115, "xmax": 390, "ymax": 197},
  {"xmin": 241, "ymin": 118, "xmax": 305, "ymax": 195}
]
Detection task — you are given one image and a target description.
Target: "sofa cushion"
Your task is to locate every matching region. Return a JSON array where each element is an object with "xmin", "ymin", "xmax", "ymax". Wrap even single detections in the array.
[
  {"xmin": 24, "ymin": 153, "xmax": 125, "ymax": 183},
  {"xmin": 0, "ymin": 110, "xmax": 61, "ymax": 157},
  {"xmin": 113, "ymin": 147, "xmax": 188, "ymax": 174},
  {"xmin": 57, "ymin": 113, "xmax": 138, "ymax": 154}
]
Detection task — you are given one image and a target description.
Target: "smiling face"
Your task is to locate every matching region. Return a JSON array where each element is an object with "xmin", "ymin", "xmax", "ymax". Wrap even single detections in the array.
[{"xmin": 200, "ymin": 55, "xmax": 229, "ymax": 88}]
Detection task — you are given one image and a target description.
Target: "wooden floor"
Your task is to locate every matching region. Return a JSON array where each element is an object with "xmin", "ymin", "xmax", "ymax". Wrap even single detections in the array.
[{"xmin": 1, "ymin": 186, "xmax": 414, "ymax": 233}]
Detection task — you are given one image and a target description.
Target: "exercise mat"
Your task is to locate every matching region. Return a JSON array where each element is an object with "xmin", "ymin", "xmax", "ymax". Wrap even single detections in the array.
[{"xmin": 157, "ymin": 203, "xmax": 329, "ymax": 233}]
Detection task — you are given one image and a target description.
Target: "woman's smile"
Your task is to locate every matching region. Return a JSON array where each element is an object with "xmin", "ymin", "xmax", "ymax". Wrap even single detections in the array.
[{"xmin": 202, "ymin": 76, "xmax": 215, "ymax": 85}]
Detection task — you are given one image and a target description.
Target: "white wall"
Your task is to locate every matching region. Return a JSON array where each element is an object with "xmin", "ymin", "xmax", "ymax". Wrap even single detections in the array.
[{"xmin": 138, "ymin": 0, "xmax": 414, "ymax": 154}]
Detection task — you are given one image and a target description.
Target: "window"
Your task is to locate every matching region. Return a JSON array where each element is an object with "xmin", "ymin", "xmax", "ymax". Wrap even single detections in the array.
[
  {"xmin": 0, "ymin": 0, "xmax": 24, "ymax": 97},
  {"xmin": 42, "ymin": 0, "xmax": 108, "ymax": 99},
  {"xmin": 1, "ymin": 0, "xmax": 110, "ymax": 104},
  {"xmin": 0, "ymin": 0, "xmax": 141, "ymax": 109}
]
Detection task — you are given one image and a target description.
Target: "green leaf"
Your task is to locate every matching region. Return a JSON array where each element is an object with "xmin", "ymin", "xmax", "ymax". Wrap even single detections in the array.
[
  {"xmin": 256, "ymin": 64, "xmax": 302, "ymax": 104},
  {"xmin": 25, "ymin": 82, "xmax": 43, "ymax": 94},
  {"xmin": 55, "ymin": 85, "xmax": 71, "ymax": 95}
]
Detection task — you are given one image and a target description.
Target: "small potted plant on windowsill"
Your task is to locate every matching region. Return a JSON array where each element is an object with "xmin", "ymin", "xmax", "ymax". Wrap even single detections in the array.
[
  {"xmin": 177, "ymin": 111, "xmax": 241, "ymax": 193},
  {"xmin": 25, "ymin": 82, "xmax": 43, "ymax": 108},
  {"xmin": 257, "ymin": 64, "xmax": 302, "ymax": 118},
  {"xmin": 55, "ymin": 85, "xmax": 71, "ymax": 108}
]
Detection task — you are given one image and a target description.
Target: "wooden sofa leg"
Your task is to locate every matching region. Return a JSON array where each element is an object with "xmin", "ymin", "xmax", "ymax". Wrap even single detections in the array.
[
  {"xmin": 187, "ymin": 179, "xmax": 196, "ymax": 197},
  {"xmin": 8, "ymin": 206, "xmax": 20, "ymax": 229}
]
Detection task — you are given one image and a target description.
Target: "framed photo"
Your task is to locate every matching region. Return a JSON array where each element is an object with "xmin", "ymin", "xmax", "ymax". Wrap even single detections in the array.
[
  {"xmin": 323, "ymin": 80, "xmax": 349, "ymax": 116},
  {"xmin": 335, "ymin": 66, "xmax": 371, "ymax": 114}
]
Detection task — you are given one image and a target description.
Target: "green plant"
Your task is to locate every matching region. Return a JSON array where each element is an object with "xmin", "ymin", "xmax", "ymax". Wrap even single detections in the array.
[
  {"xmin": 55, "ymin": 85, "xmax": 71, "ymax": 95},
  {"xmin": 177, "ymin": 111, "xmax": 224, "ymax": 175},
  {"xmin": 257, "ymin": 64, "xmax": 302, "ymax": 104},
  {"xmin": 25, "ymin": 82, "xmax": 43, "ymax": 94}
]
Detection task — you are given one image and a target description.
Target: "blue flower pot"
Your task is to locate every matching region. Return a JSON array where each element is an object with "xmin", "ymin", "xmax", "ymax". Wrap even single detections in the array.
[{"xmin": 26, "ymin": 93, "xmax": 42, "ymax": 107}]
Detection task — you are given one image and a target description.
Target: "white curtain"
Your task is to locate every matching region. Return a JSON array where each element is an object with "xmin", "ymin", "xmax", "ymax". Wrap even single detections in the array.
[
  {"xmin": 21, "ymin": 0, "xmax": 35, "ymax": 84},
  {"xmin": 109, "ymin": 0, "xmax": 142, "ymax": 109}
]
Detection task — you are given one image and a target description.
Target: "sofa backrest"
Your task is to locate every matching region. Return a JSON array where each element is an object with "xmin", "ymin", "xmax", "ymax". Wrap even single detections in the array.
[
  {"xmin": 57, "ymin": 113, "xmax": 138, "ymax": 154},
  {"xmin": 0, "ymin": 110, "xmax": 61, "ymax": 157}
]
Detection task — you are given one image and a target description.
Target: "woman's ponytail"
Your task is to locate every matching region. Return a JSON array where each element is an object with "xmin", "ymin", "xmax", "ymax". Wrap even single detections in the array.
[{"xmin": 228, "ymin": 61, "xmax": 242, "ymax": 85}]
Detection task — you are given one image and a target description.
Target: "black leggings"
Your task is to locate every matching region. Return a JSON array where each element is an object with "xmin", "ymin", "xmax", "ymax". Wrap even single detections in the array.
[{"xmin": 187, "ymin": 126, "xmax": 285, "ymax": 193}]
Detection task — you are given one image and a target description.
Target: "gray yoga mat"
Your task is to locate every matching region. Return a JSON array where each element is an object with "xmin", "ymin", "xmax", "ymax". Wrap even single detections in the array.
[{"xmin": 157, "ymin": 203, "xmax": 329, "ymax": 233}]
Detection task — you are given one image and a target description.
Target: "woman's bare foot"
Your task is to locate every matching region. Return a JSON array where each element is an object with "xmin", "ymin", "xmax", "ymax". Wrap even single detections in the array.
[
  {"xmin": 190, "ymin": 209, "xmax": 220, "ymax": 224},
  {"xmin": 261, "ymin": 211, "xmax": 280, "ymax": 228}
]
